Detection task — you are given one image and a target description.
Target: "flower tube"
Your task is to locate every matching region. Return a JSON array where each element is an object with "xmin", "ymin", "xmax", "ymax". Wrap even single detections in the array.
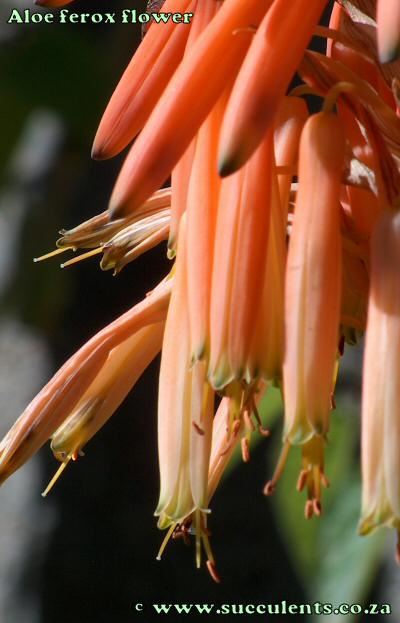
[
  {"xmin": 208, "ymin": 130, "xmax": 274, "ymax": 390},
  {"xmin": 283, "ymin": 111, "xmax": 344, "ymax": 444},
  {"xmin": 360, "ymin": 209, "xmax": 400, "ymax": 552},
  {"xmin": 0, "ymin": 278, "xmax": 171, "ymax": 485},
  {"xmin": 49, "ymin": 322, "xmax": 165, "ymax": 478}
]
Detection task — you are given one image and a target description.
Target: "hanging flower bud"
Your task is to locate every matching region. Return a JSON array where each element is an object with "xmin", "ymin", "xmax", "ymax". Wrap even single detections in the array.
[
  {"xmin": 208, "ymin": 131, "xmax": 274, "ymax": 390},
  {"xmin": 0, "ymin": 278, "xmax": 171, "ymax": 485},
  {"xmin": 359, "ymin": 209, "xmax": 400, "ymax": 551},
  {"xmin": 43, "ymin": 322, "xmax": 165, "ymax": 495},
  {"xmin": 283, "ymin": 111, "xmax": 344, "ymax": 444},
  {"xmin": 156, "ymin": 219, "xmax": 214, "ymax": 524}
]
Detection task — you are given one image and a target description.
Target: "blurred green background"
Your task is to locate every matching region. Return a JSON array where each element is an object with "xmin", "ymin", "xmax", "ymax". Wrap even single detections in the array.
[{"xmin": 0, "ymin": 1, "xmax": 396, "ymax": 622}]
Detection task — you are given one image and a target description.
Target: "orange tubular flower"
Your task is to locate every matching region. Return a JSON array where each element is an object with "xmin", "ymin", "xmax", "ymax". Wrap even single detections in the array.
[
  {"xmin": 360, "ymin": 210, "xmax": 400, "ymax": 547},
  {"xmin": 186, "ymin": 92, "xmax": 227, "ymax": 361},
  {"xmin": 167, "ymin": 0, "xmax": 221, "ymax": 256},
  {"xmin": 0, "ymin": 279, "xmax": 171, "ymax": 485},
  {"xmin": 208, "ymin": 131, "xmax": 274, "ymax": 390},
  {"xmin": 274, "ymin": 95, "xmax": 309, "ymax": 226},
  {"xmin": 252, "ymin": 164, "xmax": 285, "ymax": 383},
  {"xmin": 218, "ymin": 0, "xmax": 327, "ymax": 176},
  {"xmin": 93, "ymin": 0, "xmax": 195, "ymax": 160},
  {"xmin": 47, "ymin": 322, "xmax": 165, "ymax": 491},
  {"xmin": 156, "ymin": 220, "xmax": 216, "ymax": 572},
  {"xmin": 376, "ymin": 0, "xmax": 400, "ymax": 64},
  {"xmin": 108, "ymin": 0, "xmax": 271, "ymax": 217},
  {"xmin": 283, "ymin": 111, "xmax": 344, "ymax": 445}
]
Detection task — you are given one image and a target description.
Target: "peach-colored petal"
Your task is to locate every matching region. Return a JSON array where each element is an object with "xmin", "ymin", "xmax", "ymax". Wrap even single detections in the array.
[{"xmin": 51, "ymin": 322, "xmax": 165, "ymax": 461}]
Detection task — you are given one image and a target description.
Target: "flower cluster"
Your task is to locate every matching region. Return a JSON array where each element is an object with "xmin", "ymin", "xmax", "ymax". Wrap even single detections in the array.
[{"xmin": 2, "ymin": 0, "xmax": 400, "ymax": 580}]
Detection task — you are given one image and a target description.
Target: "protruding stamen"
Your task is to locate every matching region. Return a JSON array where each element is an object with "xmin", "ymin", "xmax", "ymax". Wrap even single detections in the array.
[
  {"xmin": 263, "ymin": 440, "xmax": 291, "ymax": 496},
  {"xmin": 34, "ymin": 247, "xmax": 73, "ymax": 263},
  {"xmin": 320, "ymin": 471, "xmax": 330, "ymax": 488},
  {"xmin": 305, "ymin": 500, "xmax": 314, "ymax": 520},
  {"xmin": 313, "ymin": 499, "xmax": 322, "ymax": 517},
  {"xmin": 61, "ymin": 247, "xmax": 103, "ymax": 268},
  {"xmin": 263, "ymin": 481, "xmax": 275, "ymax": 496},
  {"xmin": 313, "ymin": 465, "xmax": 321, "ymax": 502},
  {"xmin": 322, "ymin": 81, "xmax": 356, "ymax": 114},
  {"xmin": 251, "ymin": 401, "xmax": 270, "ymax": 437},
  {"xmin": 219, "ymin": 420, "xmax": 241, "ymax": 456},
  {"xmin": 241, "ymin": 437, "xmax": 250, "ymax": 463},
  {"xmin": 201, "ymin": 527, "xmax": 215, "ymax": 566},
  {"xmin": 206, "ymin": 560, "xmax": 221, "ymax": 584},
  {"xmin": 195, "ymin": 511, "xmax": 201, "ymax": 569},
  {"xmin": 156, "ymin": 523, "xmax": 176, "ymax": 561},
  {"xmin": 243, "ymin": 410, "xmax": 255, "ymax": 432},
  {"xmin": 296, "ymin": 468, "xmax": 309, "ymax": 492},
  {"xmin": 41, "ymin": 458, "xmax": 71, "ymax": 497}
]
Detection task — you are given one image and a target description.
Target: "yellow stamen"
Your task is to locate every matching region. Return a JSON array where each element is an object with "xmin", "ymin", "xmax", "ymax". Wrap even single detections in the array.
[
  {"xmin": 322, "ymin": 81, "xmax": 356, "ymax": 113},
  {"xmin": 61, "ymin": 247, "xmax": 103, "ymax": 268},
  {"xmin": 195, "ymin": 510, "xmax": 201, "ymax": 569},
  {"xmin": 41, "ymin": 457, "xmax": 72, "ymax": 497},
  {"xmin": 289, "ymin": 84, "xmax": 321, "ymax": 98},
  {"xmin": 263, "ymin": 440, "xmax": 291, "ymax": 495},
  {"xmin": 156, "ymin": 523, "xmax": 176, "ymax": 561},
  {"xmin": 33, "ymin": 247, "xmax": 73, "ymax": 263}
]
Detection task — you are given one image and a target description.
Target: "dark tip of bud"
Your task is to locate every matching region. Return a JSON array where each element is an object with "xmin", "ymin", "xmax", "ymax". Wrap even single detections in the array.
[
  {"xmin": 91, "ymin": 144, "xmax": 109, "ymax": 161},
  {"xmin": 379, "ymin": 43, "xmax": 400, "ymax": 65},
  {"xmin": 218, "ymin": 154, "xmax": 243, "ymax": 178}
]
